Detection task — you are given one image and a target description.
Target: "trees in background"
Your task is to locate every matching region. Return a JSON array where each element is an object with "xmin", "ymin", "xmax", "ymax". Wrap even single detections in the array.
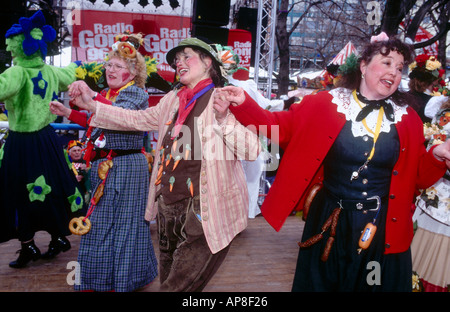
[{"xmin": 275, "ymin": 0, "xmax": 449, "ymax": 95}]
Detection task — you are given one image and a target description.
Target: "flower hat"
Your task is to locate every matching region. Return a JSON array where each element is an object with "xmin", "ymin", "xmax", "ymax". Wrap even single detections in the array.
[
  {"xmin": 210, "ymin": 44, "xmax": 248, "ymax": 79},
  {"xmin": 409, "ymin": 54, "xmax": 444, "ymax": 81}
]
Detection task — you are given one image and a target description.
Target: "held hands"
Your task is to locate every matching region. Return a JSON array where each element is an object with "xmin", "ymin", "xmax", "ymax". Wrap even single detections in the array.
[
  {"xmin": 68, "ymin": 81, "xmax": 97, "ymax": 113},
  {"xmin": 49, "ymin": 81, "xmax": 96, "ymax": 116},
  {"xmin": 213, "ymin": 86, "xmax": 246, "ymax": 124},
  {"xmin": 49, "ymin": 100, "xmax": 71, "ymax": 118},
  {"xmin": 69, "ymin": 81, "xmax": 95, "ymax": 99},
  {"xmin": 433, "ymin": 139, "xmax": 450, "ymax": 168},
  {"xmin": 216, "ymin": 86, "xmax": 246, "ymax": 106}
]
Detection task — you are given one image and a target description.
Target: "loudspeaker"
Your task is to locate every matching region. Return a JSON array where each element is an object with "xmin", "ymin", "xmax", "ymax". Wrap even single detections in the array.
[
  {"xmin": 192, "ymin": 0, "xmax": 230, "ymax": 26},
  {"xmin": 237, "ymin": 7, "xmax": 258, "ymax": 34},
  {"xmin": 191, "ymin": 24, "xmax": 229, "ymax": 45},
  {"xmin": 237, "ymin": 7, "xmax": 258, "ymax": 67}
]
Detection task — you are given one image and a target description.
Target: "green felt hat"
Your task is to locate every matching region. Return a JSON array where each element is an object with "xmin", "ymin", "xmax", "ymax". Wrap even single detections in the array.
[{"xmin": 166, "ymin": 37, "xmax": 220, "ymax": 69}]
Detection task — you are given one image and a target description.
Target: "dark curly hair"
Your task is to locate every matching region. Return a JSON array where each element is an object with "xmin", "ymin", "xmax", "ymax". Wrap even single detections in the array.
[{"xmin": 335, "ymin": 36, "xmax": 415, "ymax": 106}]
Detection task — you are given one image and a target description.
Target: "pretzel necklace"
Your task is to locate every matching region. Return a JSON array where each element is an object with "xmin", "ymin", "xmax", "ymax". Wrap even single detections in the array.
[{"xmin": 69, "ymin": 151, "xmax": 114, "ymax": 235}]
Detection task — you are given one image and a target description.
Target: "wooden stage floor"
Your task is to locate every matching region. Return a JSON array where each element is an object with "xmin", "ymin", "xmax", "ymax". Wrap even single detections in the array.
[{"xmin": 0, "ymin": 215, "xmax": 304, "ymax": 292}]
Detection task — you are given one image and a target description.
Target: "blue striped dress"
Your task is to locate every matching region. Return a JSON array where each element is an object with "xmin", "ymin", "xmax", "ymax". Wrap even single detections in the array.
[{"xmin": 75, "ymin": 85, "xmax": 158, "ymax": 292}]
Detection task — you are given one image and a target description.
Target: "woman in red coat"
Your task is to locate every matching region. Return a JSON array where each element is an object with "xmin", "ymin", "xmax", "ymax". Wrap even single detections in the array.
[{"xmin": 213, "ymin": 33, "xmax": 450, "ymax": 291}]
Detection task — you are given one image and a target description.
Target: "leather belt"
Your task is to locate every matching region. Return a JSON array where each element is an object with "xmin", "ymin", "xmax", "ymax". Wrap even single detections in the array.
[{"xmin": 324, "ymin": 188, "xmax": 383, "ymax": 211}]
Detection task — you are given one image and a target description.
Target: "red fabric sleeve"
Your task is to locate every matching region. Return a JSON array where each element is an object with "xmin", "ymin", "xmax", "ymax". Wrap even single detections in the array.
[
  {"xmin": 94, "ymin": 92, "xmax": 112, "ymax": 105},
  {"xmin": 68, "ymin": 109, "xmax": 89, "ymax": 127}
]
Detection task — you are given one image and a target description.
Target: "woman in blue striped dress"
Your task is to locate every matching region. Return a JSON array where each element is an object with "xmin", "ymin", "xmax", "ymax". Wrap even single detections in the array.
[{"xmin": 50, "ymin": 33, "xmax": 158, "ymax": 291}]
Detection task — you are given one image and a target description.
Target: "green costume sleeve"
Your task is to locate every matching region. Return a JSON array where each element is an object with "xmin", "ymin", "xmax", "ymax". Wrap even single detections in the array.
[
  {"xmin": 51, "ymin": 62, "xmax": 77, "ymax": 91},
  {"xmin": 0, "ymin": 66, "xmax": 26, "ymax": 102}
]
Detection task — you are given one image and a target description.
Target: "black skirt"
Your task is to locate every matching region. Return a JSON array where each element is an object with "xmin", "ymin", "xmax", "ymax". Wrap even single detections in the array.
[
  {"xmin": 292, "ymin": 121, "xmax": 411, "ymax": 292},
  {"xmin": 0, "ymin": 125, "xmax": 83, "ymax": 242},
  {"xmin": 292, "ymin": 189, "xmax": 412, "ymax": 292}
]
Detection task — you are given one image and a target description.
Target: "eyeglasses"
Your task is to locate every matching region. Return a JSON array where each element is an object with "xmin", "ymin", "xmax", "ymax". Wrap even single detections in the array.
[{"xmin": 104, "ymin": 62, "xmax": 128, "ymax": 71}]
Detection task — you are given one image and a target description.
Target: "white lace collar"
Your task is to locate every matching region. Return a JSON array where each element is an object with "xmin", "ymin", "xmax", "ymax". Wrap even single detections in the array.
[{"xmin": 330, "ymin": 88, "xmax": 408, "ymax": 138}]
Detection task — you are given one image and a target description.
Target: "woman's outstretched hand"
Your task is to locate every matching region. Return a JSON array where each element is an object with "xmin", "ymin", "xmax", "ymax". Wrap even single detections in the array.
[
  {"xmin": 213, "ymin": 86, "xmax": 246, "ymax": 124},
  {"xmin": 433, "ymin": 139, "xmax": 450, "ymax": 168},
  {"xmin": 67, "ymin": 81, "xmax": 97, "ymax": 113},
  {"xmin": 49, "ymin": 101, "xmax": 71, "ymax": 118},
  {"xmin": 69, "ymin": 81, "xmax": 95, "ymax": 99},
  {"xmin": 218, "ymin": 86, "xmax": 246, "ymax": 106}
]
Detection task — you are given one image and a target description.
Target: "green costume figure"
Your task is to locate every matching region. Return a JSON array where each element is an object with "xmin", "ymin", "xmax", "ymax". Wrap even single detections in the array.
[{"xmin": 0, "ymin": 10, "xmax": 83, "ymax": 268}]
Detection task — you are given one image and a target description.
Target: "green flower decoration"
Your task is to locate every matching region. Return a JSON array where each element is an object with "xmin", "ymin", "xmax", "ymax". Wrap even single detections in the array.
[
  {"xmin": 0, "ymin": 144, "xmax": 4, "ymax": 168},
  {"xmin": 63, "ymin": 149, "xmax": 72, "ymax": 170},
  {"xmin": 27, "ymin": 175, "xmax": 51, "ymax": 202},
  {"xmin": 338, "ymin": 53, "xmax": 359, "ymax": 76},
  {"xmin": 68, "ymin": 188, "xmax": 84, "ymax": 212}
]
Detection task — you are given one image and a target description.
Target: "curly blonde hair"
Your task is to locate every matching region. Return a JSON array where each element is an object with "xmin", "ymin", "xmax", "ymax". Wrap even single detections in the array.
[{"xmin": 107, "ymin": 49, "xmax": 147, "ymax": 88}]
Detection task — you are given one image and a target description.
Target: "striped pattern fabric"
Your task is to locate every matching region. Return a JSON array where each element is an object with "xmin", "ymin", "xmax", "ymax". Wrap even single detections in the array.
[{"xmin": 91, "ymin": 89, "xmax": 261, "ymax": 253}]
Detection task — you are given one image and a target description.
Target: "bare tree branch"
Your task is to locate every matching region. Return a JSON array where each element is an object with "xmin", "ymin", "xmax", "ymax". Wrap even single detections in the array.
[
  {"xmin": 287, "ymin": 1, "xmax": 324, "ymax": 38},
  {"xmin": 405, "ymin": 0, "xmax": 442, "ymax": 40}
]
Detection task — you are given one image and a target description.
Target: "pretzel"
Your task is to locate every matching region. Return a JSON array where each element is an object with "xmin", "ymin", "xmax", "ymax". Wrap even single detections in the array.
[
  {"xmin": 92, "ymin": 183, "xmax": 105, "ymax": 205},
  {"xmin": 98, "ymin": 159, "xmax": 113, "ymax": 180},
  {"xmin": 143, "ymin": 151, "xmax": 153, "ymax": 173},
  {"xmin": 69, "ymin": 217, "xmax": 91, "ymax": 235}
]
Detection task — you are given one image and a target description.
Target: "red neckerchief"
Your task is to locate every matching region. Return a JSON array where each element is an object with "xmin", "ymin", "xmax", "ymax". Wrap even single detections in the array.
[
  {"xmin": 172, "ymin": 78, "xmax": 213, "ymax": 138},
  {"xmin": 82, "ymin": 85, "xmax": 126, "ymax": 164}
]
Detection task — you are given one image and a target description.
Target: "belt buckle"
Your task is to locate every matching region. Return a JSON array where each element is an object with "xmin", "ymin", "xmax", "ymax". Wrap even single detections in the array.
[{"xmin": 356, "ymin": 196, "xmax": 380, "ymax": 211}]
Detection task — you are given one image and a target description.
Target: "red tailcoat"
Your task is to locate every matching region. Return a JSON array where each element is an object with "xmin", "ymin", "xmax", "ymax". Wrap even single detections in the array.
[{"xmin": 230, "ymin": 90, "xmax": 447, "ymax": 254}]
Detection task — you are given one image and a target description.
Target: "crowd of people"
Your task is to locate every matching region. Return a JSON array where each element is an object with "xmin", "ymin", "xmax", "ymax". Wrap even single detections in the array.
[{"xmin": 0, "ymin": 11, "xmax": 449, "ymax": 292}]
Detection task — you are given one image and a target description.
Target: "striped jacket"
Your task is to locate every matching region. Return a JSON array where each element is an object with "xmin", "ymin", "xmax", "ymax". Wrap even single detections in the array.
[{"xmin": 90, "ymin": 89, "xmax": 261, "ymax": 253}]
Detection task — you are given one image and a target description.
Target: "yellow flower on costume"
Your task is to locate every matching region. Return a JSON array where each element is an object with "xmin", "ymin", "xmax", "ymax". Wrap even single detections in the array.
[
  {"xmin": 75, "ymin": 67, "xmax": 87, "ymax": 80},
  {"xmin": 145, "ymin": 56, "xmax": 158, "ymax": 76},
  {"xmin": 409, "ymin": 55, "xmax": 443, "ymax": 83},
  {"xmin": 412, "ymin": 272, "xmax": 423, "ymax": 292},
  {"xmin": 423, "ymin": 123, "xmax": 442, "ymax": 141},
  {"xmin": 425, "ymin": 57, "xmax": 442, "ymax": 71},
  {"xmin": 426, "ymin": 187, "xmax": 438, "ymax": 200},
  {"xmin": 75, "ymin": 62, "xmax": 104, "ymax": 83},
  {"xmin": 431, "ymin": 91, "xmax": 442, "ymax": 97}
]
